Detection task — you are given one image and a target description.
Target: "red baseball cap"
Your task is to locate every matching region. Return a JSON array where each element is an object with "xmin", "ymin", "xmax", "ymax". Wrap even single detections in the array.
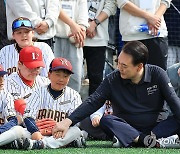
[
  {"xmin": 19, "ymin": 46, "xmax": 45, "ymax": 69},
  {"xmin": 50, "ymin": 57, "xmax": 74, "ymax": 74},
  {"xmin": 0, "ymin": 65, "xmax": 8, "ymax": 76}
]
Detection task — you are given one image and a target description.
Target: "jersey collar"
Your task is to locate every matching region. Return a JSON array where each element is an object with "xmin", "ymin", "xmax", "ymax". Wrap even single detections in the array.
[{"xmin": 18, "ymin": 72, "xmax": 35, "ymax": 87}]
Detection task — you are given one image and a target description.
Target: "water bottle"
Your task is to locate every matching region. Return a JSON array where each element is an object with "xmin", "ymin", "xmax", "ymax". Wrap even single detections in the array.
[{"xmin": 132, "ymin": 24, "xmax": 160, "ymax": 36}]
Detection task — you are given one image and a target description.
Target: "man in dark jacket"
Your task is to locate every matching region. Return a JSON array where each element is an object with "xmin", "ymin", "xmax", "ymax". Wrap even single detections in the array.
[{"xmin": 53, "ymin": 41, "xmax": 180, "ymax": 148}]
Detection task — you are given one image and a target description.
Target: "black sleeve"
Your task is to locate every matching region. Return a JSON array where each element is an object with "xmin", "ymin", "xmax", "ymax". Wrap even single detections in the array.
[
  {"xmin": 69, "ymin": 77, "xmax": 111, "ymax": 125},
  {"xmin": 159, "ymin": 68, "xmax": 180, "ymax": 123},
  {"xmin": 0, "ymin": 116, "xmax": 18, "ymax": 134},
  {"xmin": 24, "ymin": 117, "xmax": 39, "ymax": 134}
]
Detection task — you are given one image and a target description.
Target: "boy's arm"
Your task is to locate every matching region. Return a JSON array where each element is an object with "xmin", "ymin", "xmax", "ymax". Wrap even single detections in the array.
[
  {"xmin": 90, "ymin": 104, "xmax": 106, "ymax": 121},
  {"xmin": 24, "ymin": 117, "xmax": 43, "ymax": 140}
]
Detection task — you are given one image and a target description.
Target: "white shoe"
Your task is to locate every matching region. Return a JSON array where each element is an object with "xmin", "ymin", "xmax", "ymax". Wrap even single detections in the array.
[
  {"xmin": 112, "ymin": 136, "xmax": 123, "ymax": 148},
  {"xmin": 157, "ymin": 135, "xmax": 180, "ymax": 148},
  {"xmin": 81, "ymin": 130, "xmax": 88, "ymax": 140}
]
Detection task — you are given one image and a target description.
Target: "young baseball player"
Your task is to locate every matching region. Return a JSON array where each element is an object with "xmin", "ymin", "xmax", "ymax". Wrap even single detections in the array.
[
  {"xmin": 22, "ymin": 57, "xmax": 85, "ymax": 149},
  {"xmin": 0, "ymin": 64, "xmax": 23, "ymax": 148},
  {"xmin": 0, "ymin": 17, "xmax": 54, "ymax": 78},
  {"xmin": 0, "ymin": 46, "xmax": 50, "ymax": 149},
  {"xmin": 5, "ymin": 46, "xmax": 50, "ymax": 115}
]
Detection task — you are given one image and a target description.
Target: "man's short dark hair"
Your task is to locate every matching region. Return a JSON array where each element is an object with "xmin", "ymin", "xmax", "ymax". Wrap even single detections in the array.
[{"xmin": 122, "ymin": 41, "xmax": 149, "ymax": 66}]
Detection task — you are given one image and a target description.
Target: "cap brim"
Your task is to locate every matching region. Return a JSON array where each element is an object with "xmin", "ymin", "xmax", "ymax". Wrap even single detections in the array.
[
  {"xmin": 51, "ymin": 66, "xmax": 74, "ymax": 74},
  {"xmin": 13, "ymin": 27, "xmax": 33, "ymax": 32},
  {"xmin": 0, "ymin": 71, "xmax": 8, "ymax": 76},
  {"xmin": 23, "ymin": 61, "xmax": 45, "ymax": 69}
]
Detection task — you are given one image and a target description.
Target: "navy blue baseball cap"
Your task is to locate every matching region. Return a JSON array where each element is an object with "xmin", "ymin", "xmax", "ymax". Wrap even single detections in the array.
[
  {"xmin": 12, "ymin": 17, "xmax": 33, "ymax": 32},
  {"xmin": 0, "ymin": 65, "xmax": 8, "ymax": 76}
]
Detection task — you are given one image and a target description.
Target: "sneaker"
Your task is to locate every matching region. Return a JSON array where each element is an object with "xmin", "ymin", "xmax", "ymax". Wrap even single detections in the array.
[
  {"xmin": 157, "ymin": 135, "xmax": 180, "ymax": 148},
  {"xmin": 81, "ymin": 130, "xmax": 88, "ymax": 140},
  {"xmin": 0, "ymin": 138, "xmax": 24, "ymax": 149},
  {"xmin": 112, "ymin": 136, "xmax": 123, "ymax": 148},
  {"xmin": 72, "ymin": 135, "xmax": 86, "ymax": 148},
  {"xmin": 10, "ymin": 138, "xmax": 24, "ymax": 149},
  {"xmin": 23, "ymin": 138, "xmax": 44, "ymax": 150}
]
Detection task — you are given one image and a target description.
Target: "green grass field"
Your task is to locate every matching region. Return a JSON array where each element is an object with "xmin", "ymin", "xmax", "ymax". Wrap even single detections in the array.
[{"xmin": 0, "ymin": 141, "xmax": 179, "ymax": 154}]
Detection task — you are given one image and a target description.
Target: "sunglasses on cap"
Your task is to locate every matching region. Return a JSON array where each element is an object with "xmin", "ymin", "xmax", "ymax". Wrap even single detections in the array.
[{"xmin": 12, "ymin": 20, "xmax": 33, "ymax": 31}]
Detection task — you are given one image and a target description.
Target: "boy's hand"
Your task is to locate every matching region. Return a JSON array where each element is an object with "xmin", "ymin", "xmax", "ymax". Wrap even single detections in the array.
[
  {"xmin": 31, "ymin": 131, "xmax": 43, "ymax": 140},
  {"xmin": 92, "ymin": 116, "xmax": 101, "ymax": 127}
]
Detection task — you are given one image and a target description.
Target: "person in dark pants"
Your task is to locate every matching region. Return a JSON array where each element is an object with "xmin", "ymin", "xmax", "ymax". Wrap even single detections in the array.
[
  {"xmin": 83, "ymin": 0, "xmax": 116, "ymax": 95},
  {"xmin": 80, "ymin": 0, "xmax": 116, "ymax": 140},
  {"xmin": 116, "ymin": 0, "xmax": 171, "ymax": 70},
  {"xmin": 52, "ymin": 41, "xmax": 180, "ymax": 148},
  {"xmin": 0, "ymin": 0, "xmax": 11, "ymax": 49}
]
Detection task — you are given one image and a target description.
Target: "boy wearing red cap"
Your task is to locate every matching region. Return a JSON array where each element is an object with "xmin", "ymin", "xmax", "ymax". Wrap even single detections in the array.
[
  {"xmin": 5, "ymin": 46, "xmax": 49, "ymax": 115},
  {"xmin": 22, "ymin": 57, "xmax": 85, "ymax": 149},
  {"xmin": 0, "ymin": 17, "xmax": 54, "ymax": 78},
  {"xmin": 0, "ymin": 46, "xmax": 50, "ymax": 149}
]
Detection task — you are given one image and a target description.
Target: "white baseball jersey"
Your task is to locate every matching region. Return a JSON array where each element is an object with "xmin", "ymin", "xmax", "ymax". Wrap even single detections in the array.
[
  {"xmin": 0, "ymin": 89, "xmax": 16, "ymax": 125},
  {"xmin": 5, "ymin": 72, "xmax": 50, "ymax": 101},
  {"xmin": 0, "ymin": 42, "xmax": 54, "ymax": 78},
  {"xmin": 24, "ymin": 85, "xmax": 82, "ymax": 122}
]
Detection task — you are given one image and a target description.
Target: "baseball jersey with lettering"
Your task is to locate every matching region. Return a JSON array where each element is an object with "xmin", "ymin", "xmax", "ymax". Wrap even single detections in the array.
[
  {"xmin": 24, "ymin": 85, "xmax": 82, "ymax": 122},
  {"xmin": 0, "ymin": 42, "xmax": 54, "ymax": 77},
  {"xmin": 0, "ymin": 89, "xmax": 16, "ymax": 125},
  {"xmin": 5, "ymin": 72, "xmax": 50, "ymax": 101}
]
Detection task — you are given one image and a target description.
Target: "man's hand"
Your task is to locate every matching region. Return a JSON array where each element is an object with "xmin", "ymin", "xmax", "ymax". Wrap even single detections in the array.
[
  {"xmin": 35, "ymin": 21, "xmax": 49, "ymax": 35},
  {"xmin": 91, "ymin": 116, "xmax": 101, "ymax": 127},
  {"xmin": 52, "ymin": 118, "xmax": 72, "ymax": 139},
  {"xmin": 31, "ymin": 131, "xmax": 43, "ymax": 140}
]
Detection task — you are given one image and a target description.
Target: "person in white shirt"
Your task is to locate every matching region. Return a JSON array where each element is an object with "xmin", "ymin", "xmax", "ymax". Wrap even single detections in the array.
[{"xmin": 6, "ymin": 0, "xmax": 60, "ymax": 49}]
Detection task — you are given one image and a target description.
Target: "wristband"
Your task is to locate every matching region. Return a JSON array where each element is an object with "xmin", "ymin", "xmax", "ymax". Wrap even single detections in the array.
[{"xmin": 93, "ymin": 18, "xmax": 100, "ymax": 26}]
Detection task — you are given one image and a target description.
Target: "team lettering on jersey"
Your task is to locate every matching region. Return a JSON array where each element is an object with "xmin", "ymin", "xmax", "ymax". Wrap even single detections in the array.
[
  {"xmin": 37, "ymin": 109, "xmax": 68, "ymax": 122},
  {"xmin": 7, "ymin": 67, "xmax": 18, "ymax": 75}
]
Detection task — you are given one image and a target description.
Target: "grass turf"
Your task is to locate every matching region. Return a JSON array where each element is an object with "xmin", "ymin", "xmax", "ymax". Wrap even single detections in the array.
[{"xmin": 0, "ymin": 141, "xmax": 179, "ymax": 154}]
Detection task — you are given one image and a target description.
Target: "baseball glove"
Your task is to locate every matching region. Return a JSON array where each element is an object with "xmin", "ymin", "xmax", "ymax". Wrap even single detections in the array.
[{"xmin": 36, "ymin": 118, "xmax": 57, "ymax": 136}]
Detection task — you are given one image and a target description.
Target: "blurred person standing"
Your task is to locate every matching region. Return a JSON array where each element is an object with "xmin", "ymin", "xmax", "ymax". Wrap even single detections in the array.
[
  {"xmin": 0, "ymin": 0, "xmax": 11, "ymax": 49},
  {"xmin": 6, "ymin": 0, "xmax": 60, "ymax": 49},
  {"xmin": 54, "ymin": 0, "xmax": 89, "ymax": 92},
  {"xmin": 83, "ymin": 0, "xmax": 116, "ymax": 95},
  {"xmin": 116, "ymin": 0, "xmax": 171, "ymax": 70}
]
